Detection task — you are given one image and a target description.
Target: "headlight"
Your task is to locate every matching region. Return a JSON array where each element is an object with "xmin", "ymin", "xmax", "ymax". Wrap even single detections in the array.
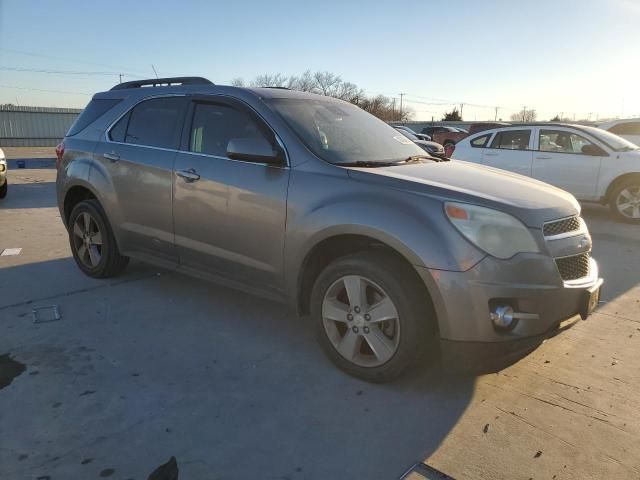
[{"xmin": 444, "ymin": 202, "xmax": 539, "ymax": 259}]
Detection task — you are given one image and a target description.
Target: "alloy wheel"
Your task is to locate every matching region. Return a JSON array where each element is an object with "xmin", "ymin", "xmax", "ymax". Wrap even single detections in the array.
[
  {"xmin": 72, "ymin": 212, "xmax": 103, "ymax": 268},
  {"xmin": 321, "ymin": 275, "xmax": 400, "ymax": 367},
  {"xmin": 616, "ymin": 186, "xmax": 640, "ymax": 219}
]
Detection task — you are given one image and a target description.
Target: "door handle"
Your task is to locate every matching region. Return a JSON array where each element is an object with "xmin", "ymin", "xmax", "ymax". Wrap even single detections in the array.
[
  {"xmin": 103, "ymin": 152, "xmax": 120, "ymax": 162},
  {"xmin": 484, "ymin": 152, "xmax": 498, "ymax": 157},
  {"xmin": 536, "ymin": 155, "xmax": 552, "ymax": 160},
  {"xmin": 176, "ymin": 168, "xmax": 200, "ymax": 182}
]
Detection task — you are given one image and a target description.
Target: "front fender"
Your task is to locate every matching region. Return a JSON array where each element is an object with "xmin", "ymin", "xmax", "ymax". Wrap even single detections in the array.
[{"xmin": 283, "ymin": 169, "xmax": 486, "ymax": 303}]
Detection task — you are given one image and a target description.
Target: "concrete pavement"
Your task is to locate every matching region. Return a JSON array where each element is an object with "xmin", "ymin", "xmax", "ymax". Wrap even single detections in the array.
[{"xmin": 0, "ymin": 167, "xmax": 639, "ymax": 479}]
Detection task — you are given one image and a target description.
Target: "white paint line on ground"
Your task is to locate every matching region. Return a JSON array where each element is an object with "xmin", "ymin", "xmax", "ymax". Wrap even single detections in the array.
[{"xmin": 1, "ymin": 248, "xmax": 22, "ymax": 256}]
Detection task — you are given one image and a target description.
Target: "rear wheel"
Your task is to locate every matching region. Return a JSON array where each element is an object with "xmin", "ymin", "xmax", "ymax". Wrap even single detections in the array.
[
  {"xmin": 68, "ymin": 200, "xmax": 129, "ymax": 278},
  {"xmin": 0, "ymin": 180, "xmax": 7, "ymax": 199},
  {"xmin": 609, "ymin": 178, "xmax": 640, "ymax": 223},
  {"xmin": 310, "ymin": 251, "xmax": 434, "ymax": 382}
]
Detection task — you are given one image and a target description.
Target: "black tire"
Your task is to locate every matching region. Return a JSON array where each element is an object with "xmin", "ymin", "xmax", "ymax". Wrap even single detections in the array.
[
  {"xmin": 608, "ymin": 177, "xmax": 640, "ymax": 224},
  {"xmin": 0, "ymin": 180, "xmax": 7, "ymax": 199},
  {"xmin": 310, "ymin": 251, "xmax": 435, "ymax": 382},
  {"xmin": 68, "ymin": 199, "xmax": 129, "ymax": 278}
]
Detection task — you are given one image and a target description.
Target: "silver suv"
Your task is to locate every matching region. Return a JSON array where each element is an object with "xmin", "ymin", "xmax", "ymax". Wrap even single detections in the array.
[{"xmin": 56, "ymin": 77, "xmax": 603, "ymax": 382}]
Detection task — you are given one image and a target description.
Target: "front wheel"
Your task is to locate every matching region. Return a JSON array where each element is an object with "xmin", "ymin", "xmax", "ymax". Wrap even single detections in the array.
[
  {"xmin": 310, "ymin": 251, "xmax": 434, "ymax": 382},
  {"xmin": 609, "ymin": 178, "xmax": 640, "ymax": 223}
]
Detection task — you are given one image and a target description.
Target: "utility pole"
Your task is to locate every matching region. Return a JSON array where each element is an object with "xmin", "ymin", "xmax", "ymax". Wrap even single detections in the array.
[
  {"xmin": 399, "ymin": 93, "xmax": 406, "ymax": 120},
  {"xmin": 522, "ymin": 106, "xmax": 527, "ymax": 122},
  {"xmin": 494, "ymin": 106, "xmax": 498, "ymax": 121},
  {"xmin": 119, "ymin": 73, "xmax": 123, "ymax": 84},
  {"xmin": 391, "ymin": 98, "xmax": 396, "ymax": 121},
  {"xmin": 459, "ymin": 103, "xmax": 464, "ymax": 119}
]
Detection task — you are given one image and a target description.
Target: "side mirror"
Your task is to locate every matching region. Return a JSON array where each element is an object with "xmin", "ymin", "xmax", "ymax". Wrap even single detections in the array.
[
  {"xmin": 227, "ymin": 137, "xmax": 283, "ymax": 165},
  {"xmin": 581, "ymin": 144, "xmax": 606, "ymax": 156}
]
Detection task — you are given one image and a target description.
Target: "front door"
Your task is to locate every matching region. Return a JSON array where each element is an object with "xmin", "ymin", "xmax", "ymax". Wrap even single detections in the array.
[
  {"xmin": 481, "ymin": 128, "xmax": 534, "ymax": 177},
  {"xmin": 532, "ymin": 127, "xmax": 603, "ymax": 200},
  {"xmin": 172, "ymin": 98, "xmax": 290, "ymax": 292}
]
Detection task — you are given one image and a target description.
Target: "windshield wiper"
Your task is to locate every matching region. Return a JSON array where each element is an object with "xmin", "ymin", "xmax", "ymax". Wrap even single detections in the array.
[
  {"xmin": 337, "ymin": 160, "xmax": 402, "ymax": 167},
  {"xmin": 338, "ymin": 156, "xmax": 435, "ymax": 168}
]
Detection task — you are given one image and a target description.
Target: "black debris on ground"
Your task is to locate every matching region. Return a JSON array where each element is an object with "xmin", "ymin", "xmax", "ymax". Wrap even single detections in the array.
[
  {"xmin": 148, "ymin": 456, "xmax": 178, "ymax": 480},
  {"xmin": 0, "ymin": 354, "xmax": 26, "ymax": 389}
]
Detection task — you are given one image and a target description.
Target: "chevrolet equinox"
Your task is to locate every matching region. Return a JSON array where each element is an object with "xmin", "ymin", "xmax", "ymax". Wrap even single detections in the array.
[{"xmin": 56, "ymin": 77, "xmax": 603, "ymax": 382}]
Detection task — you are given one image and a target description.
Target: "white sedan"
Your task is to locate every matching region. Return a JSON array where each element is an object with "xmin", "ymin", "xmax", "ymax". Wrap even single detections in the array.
[{"xmin": 451, "ymin": 124, "xmax": 640, "ymax": 222}]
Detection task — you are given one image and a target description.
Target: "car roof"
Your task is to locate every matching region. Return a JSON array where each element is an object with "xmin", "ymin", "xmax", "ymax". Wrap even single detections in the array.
[{"xmin": 95, "ymin": 81, "xmax": 343, "ymax": 104}]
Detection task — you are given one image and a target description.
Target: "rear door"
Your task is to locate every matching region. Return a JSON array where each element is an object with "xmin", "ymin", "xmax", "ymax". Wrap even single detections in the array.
[
  {"xmin": 172, "ymin": 96, "xmax": 290, "ymax": 292},
  {"xmin": 532, "ymin": 127, "xmax": 603, "ymax": 200},
  {"xmin": 481, "ymin": 128, "xmax": 534, "ymax": 176},
  {"xmin": 94, "ymin": 95, "xmax": 188, "ymax": 264}
]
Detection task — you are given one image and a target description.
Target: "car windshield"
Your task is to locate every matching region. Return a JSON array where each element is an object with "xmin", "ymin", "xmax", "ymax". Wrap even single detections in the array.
[
  {"xmin": 396, "ymin": 128, "xmax": 420, "ymax": 141},
  {"xmin": 268, "ymin": 98, "xmax": 425, "ymax": 165},
  {"xmin": 581, "ymin": 125, "xmax": 639, "ymax": 151}
]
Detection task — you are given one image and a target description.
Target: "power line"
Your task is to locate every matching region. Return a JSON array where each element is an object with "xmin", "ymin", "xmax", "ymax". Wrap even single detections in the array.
[
  {"xmin": 0, "ymin": 84, "xmax": 92, "ymax": 96},
  {"xmin": 0, "ymin": 65, "xmax": 128, "ymax": 77}
]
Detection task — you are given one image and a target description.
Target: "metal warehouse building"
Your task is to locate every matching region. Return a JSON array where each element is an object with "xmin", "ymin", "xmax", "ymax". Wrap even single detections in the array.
[{"xmin": 0, "ymin": 105, "xmax": 81, "ymax": 147}]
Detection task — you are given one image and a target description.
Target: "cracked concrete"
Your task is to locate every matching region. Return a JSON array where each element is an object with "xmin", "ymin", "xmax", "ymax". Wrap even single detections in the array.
[{"xmin": 1, "ymin": 167, "xmax": 639, "ymax": 479}]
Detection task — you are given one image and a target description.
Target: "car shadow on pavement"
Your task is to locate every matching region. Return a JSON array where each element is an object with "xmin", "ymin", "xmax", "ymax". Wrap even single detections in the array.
[
  {"xmin": 0, "ymin": 181, "xmax": 57, "ymax": 209},
  {"xmin": 0, "ymin": 257, "xmax": 475, "ymax": 480}
]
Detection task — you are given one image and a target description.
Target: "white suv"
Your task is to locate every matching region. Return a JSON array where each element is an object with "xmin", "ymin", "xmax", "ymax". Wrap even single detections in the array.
[{"xmin": 452, "ymin": 124, "xmax": 640, "ymax": 223}]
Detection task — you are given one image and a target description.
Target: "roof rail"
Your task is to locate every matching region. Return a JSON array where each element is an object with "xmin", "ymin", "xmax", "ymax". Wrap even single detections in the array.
[{"xmin": 110, "ymin": 76, "xmax": 214, "ymax": 91}]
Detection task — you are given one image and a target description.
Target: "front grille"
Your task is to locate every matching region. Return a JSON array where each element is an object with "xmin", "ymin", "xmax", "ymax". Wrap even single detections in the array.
[
  {"xmin": 543, "ymin": 216, "xmax": 582, "ymax": 237},
  {"xmin": 555, "ymin": 252, "xmax": 591, "ymax": 281}
]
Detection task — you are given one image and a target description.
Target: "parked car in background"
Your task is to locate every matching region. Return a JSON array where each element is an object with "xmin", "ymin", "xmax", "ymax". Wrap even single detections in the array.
[
  {"xmin": 0, "ymin": 148, "xmax": 7, "ymax": 199},
  {"xmin": 453, "ymin": 123, "xmax": 640, "ymax": 222},
  {"xmin": 393, "ymin": 125, "xmax": 432, "ymax": 141},
  {"xmin": 597, "ymin": 119, "xmax": 640, "ymax": 146},
  {"xmin": 56, "ymin": 78, "xmax": 602, "ymax": 382},
  {"xmin": 468, "ymin": 122, "xmax": 510, "ymax": 135},
  {"xmin": 421, "ymin": 126, "xmax": 468, "ymax": 147},
  {"xmin": 393, "ymin": 127, "xmax": 447, "ymax": 159}
]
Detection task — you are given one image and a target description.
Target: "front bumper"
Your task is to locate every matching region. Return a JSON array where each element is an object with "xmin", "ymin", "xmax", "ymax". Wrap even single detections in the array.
[{"xmin": 416, "ymin": 252, "xmax": 603, "ymax": 370}]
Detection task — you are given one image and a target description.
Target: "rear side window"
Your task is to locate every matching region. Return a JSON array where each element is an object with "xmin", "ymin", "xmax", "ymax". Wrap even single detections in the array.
[
  {"xmin": 608, "ymin": 122, "xmax": 640, "ymax": 136},
  {"xmin": 109, "ymin": 111, "xmax": 130, "ymax": 143},
  {"xmin": 67, "ymin": 98, "xmax": 122, "ymax": 136},
  {"xmin": 490, "ymin": 130, "xmax": 531, "ymax": 150},
  {"xmin": 189, "ymin": 103, "xmax": 272, "ymax": 158},
  {"xmin": 122, "ymin": 97, "xmax": 186, "ymax": 149},
  {"xmin": 471, "ymin": 134, "xmax": 491, "ymax": 148}
]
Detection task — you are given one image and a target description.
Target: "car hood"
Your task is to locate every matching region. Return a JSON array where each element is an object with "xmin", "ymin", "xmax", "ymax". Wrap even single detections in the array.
[{"xmin": 347, "ymin": 159, "xmax": 581, "ymax": 228}]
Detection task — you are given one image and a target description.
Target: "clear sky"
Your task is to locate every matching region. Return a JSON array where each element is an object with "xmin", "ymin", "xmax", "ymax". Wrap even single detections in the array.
[{"xmin": 0, "ymin": 0, "xmax": 639, "ymax": 121}]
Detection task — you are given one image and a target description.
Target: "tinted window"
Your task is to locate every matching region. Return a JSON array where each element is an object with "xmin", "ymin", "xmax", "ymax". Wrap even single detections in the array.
[
  {"xmin": 539, "ymin": 130, "xmax": 594, "ymax": 154},
  {"xmin": 190, "ymin": 103, "xmax": 271, "ymax": 158},
  {"xmin": 471, "ymin": 134, "xmax": 491, "ymax": 147},
  {"xmin": 608, "ymin": 122, "xmax": 640, "ymax": 136},
  {"xmin": 490, "ymin": 130, "xmax": 531, "ymax": 150},
  {"xmin": 109, "ymin": 111, "xmax": 130, "ymax": 142},
  {"xmin": 67, "ymin": 98, "xmax": 122, "ymax": 136},
  {"xmin": 125, "ymin": 97, "xmax": 185, "ymax": 149}
]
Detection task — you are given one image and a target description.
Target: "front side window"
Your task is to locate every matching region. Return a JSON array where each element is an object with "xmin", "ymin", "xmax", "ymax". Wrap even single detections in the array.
[
  {"xmin": 538, "ymin": 130, "xmax": 595, "ymax": 154},
  {"xmin": 268, "ymin": 98, "xmax": 425, "ymax": 165},
  {"xmin": 121, "ymin": 97, "xmax": 185, "ymax": 149},
  {"xmin": 490, "ymin": 130, "xmax": 531, "ymax": 150},
  {"xmin": 189, "ymin": 103, "xmax": 272, "ymax": 158}
]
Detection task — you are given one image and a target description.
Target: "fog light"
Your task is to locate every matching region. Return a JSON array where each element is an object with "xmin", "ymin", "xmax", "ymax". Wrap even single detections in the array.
[{"xmin": 491, "ymin": 305, "xmax": 516, "ymax": 329}]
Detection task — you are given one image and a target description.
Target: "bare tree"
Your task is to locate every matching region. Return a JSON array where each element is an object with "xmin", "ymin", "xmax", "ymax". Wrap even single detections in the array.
[
  {"xmin": 230, "ymin": 77, "xmax": 245, "ymax": 87},
  {"xmin": 238, "ymin": 70, "xmax": 413, "ymax": 121},
  {"xmin": 251, "ymin": 73, "xmax": 288, "ymax": 88},
  {"xmin": 510, "ymin": 108, "xmax": 537, "ymax": 122}
]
